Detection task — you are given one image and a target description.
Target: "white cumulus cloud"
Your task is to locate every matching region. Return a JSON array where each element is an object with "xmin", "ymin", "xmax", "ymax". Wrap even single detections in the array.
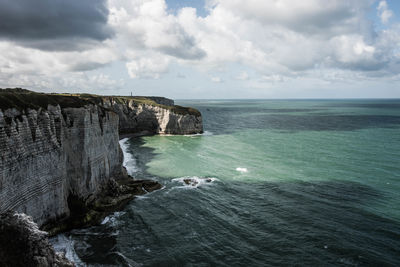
[
  {"xmin": 378, "ymin": 1, "xmax": 394, "ymax": 24},
  {"xmin": 0, "ymin": 0, "xmax": 400, "ymax": 95}
]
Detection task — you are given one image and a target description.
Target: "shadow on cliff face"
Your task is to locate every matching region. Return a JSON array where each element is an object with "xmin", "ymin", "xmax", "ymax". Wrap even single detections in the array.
[
  {"xmin": 119, "ymin": 108, "xmax": 160, "ymax": 136},
  {"xmin": 135, "ymin": 111, "xmax": 160, "ymax": 134}
]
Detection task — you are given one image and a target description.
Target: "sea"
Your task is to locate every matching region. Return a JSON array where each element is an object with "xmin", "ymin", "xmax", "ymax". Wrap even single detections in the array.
[{"xmin": 51, "ymin": 99, "xmax": 400, "ymax": 266}]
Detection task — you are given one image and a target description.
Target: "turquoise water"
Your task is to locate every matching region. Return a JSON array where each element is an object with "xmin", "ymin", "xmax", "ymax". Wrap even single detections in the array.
[{"xmin": 55, "ymin": 99, "xmax": 400, "ymax": 266}]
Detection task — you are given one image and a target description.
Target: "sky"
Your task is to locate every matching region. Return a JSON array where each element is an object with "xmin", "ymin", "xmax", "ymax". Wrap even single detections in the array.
[{"xmin": 0, "ymin": 0, "xmax": 399, "ymax": 99}]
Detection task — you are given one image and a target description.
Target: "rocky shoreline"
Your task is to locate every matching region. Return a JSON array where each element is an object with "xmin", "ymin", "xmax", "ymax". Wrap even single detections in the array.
[
  {"xmin": 41, "ymin": 169, "xmax": 162, "ymax": 236},
  {"xmin": 0, "ymin": 88, "xmax": 203, "ymax": 266},
  {"xmin": 0, "ymin": 212, "xmax": 74, "ymax": 267}
]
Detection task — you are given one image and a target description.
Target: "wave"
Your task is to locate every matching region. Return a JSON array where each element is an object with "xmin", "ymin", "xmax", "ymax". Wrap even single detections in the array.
[
  {"xmin": 101, "ymin": 211, "xmax": 126, "ymax": 227},
  {"xmin": 50, "ymin": 234, "xmax": 85, "ymax": 267},
  {"xmin": 172, "ymin": 176, "xmax": 218, "ymax": 188},
  {"xmin": 119, "ymin": 138, "xmax": 138, "ymax": 175},
  {"xmin": 184, "ymin": 131, "xmax": 213, "ymax": 137}
]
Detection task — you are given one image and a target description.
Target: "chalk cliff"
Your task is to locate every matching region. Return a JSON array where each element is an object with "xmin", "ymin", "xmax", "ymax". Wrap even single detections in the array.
[
  {"xmin": 100, "ymin": 96, "xmax": 203, "ymax": 135},
  {"xmin": 0, "ymin": 97, "xmax": 122, "ymax": 227},
  {"xmin": 0, "ymin": 89, "xmax": 202, "ymax": 231}
]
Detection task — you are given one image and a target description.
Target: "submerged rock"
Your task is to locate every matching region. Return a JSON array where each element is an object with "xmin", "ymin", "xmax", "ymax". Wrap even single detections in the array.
[
  {"xmin": 183, "ymin": 178, "xmax": 199, "ymax": 186},
  {"xmin": 0, "ymin": 211, "xmax": 74, "ymax": 267}
]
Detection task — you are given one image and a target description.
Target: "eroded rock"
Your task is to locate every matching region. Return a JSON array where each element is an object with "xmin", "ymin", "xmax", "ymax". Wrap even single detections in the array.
[{"xmin": 0, "ymin": 211, "xmax": 74, "ymax": 267}]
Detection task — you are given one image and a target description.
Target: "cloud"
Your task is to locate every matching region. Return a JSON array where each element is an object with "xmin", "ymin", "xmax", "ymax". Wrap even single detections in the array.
[
  {"xmin": 0, "ymin": 40, "xmax": 118, "ymax": 74},
  {"xmin": 211, "ymin": 76, "xmax": 223, "ymax": 83},
  {"xmin": 126, "ymin": 53, "xmax": 170, "ymax": 79},
  {"xmin": 0, "ymin": 0, "xmax": 113, "ymax": 51},
  {"xmin": 377, "ymin": 1, "xmax": 393, "ymax": 24},
  {"xmin": 178, "ymin": 0, "xmax": 400, "ymax": 77},
  {"xmin": 208, "ymin": 0, "xmax": 370, "ymax": 35},
  {"xmin": 1, "ymin": 0, "xmax": 400, "ymax": 94},
  {"xmin": 0, "ymin": 70, "xmax": 124, "ymax": 94},
  {"xmin": 236, "ymin": 71, "xmax": 249, "ymax": 80},
  {"xmin": 109, "ymin": 0, "xmax": 205, "ymax": 60}
]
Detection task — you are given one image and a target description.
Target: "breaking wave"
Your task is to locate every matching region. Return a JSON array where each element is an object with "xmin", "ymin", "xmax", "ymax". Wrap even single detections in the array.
[{"xmin": 120, "ymin": 138, "xmax": 138, "ymax": 175}]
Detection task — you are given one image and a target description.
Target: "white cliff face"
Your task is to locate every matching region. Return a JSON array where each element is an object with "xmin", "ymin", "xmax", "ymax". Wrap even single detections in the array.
[
  {"xmin": 102, "ymin": 98, "xmax": 203, "ymax": 135},
  {"xmin": 0, "ymin": 92, "xmax": 202, "ymax": 229},
  {"xmin": 0, "ymin": 104, "xmax": 121, "ymax": 226},
  {"xmin": 150, "ymin": 105, "xmax": 203, "ymax": 135}
]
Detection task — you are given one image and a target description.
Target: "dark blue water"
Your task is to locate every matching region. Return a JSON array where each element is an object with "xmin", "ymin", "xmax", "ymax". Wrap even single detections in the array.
[{"xmin": 53, "ymin": 99, "xmax": 400, "ymax": 266}]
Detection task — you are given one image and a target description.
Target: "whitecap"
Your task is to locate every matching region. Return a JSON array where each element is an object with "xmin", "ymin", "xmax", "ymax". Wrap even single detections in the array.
[
  {"xmin": 101, "ymin": 216, "xmax": 110, "ymax": 225},
  {"xmin": 184, "ymin": 131, "xmax": 213, "ymax": 137},
  {"xmin": 236, "ymin": 167, "xmax": 248, "ymax": 173},
  {"xmin": 101, "ymin": 211, "xmax": 126, "ymax": 226}
]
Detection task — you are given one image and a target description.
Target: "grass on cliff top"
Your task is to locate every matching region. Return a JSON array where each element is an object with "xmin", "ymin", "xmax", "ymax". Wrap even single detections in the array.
[
  {"xmin": 107, "ymin": 96, "xmax": 201, "ymax": 117},
  {"xmin": 0, "ymin": 88, "xmax": 201, "ymax": 116},
  {"xmin": 0, "ymin": 88, "xmax": 95, "ymax": 111}
]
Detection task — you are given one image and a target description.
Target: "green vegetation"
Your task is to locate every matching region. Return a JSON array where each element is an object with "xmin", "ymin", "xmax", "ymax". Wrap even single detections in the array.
[
  {"xmin": 0, "ymin": 88, "xmax": 201, "ymax": 117},
  {"xmin": 113, "ymin": 96, "xmax": 201, "ymax": 116},
  {"xmin": 0, "ymin": 88, "xmax": 94, "ymax": 111}
]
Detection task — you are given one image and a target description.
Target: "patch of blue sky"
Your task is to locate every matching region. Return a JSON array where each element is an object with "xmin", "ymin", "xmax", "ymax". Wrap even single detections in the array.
[{"xmin": 165, "ymin": 0, "xmax": 208, "ymax": 17}]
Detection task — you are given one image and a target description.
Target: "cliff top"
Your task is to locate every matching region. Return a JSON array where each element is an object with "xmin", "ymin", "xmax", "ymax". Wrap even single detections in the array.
[
  {"xmin": 0, "ymin": 88, "xmax": 201, "ymax": 116},
  {"xmin": 0, "ymin": 88, "xmax": 95, "ymax": 111},
  {"xmin": 101, "ymin": 96, "xmax": 201, "ymax": 117}
]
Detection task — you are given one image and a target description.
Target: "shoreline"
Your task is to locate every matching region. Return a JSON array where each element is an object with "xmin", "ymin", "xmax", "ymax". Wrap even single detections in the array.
[
  {"xmin": 42, "ymin": 135, "xmax": 162, "ymax": 236},
  {"xmin": 48, "ymin": 134, "xmax": 159, "ymax": 265},
  {"xmin": 119, "ymin": 131, "xmax": 155, "ymax": 140},
  {"xmin": 0, "ymin": 89, "xmax": 204, "ymax": 266}
]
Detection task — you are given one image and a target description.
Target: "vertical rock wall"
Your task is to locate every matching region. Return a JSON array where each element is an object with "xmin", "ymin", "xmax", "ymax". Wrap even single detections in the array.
[
  {"xmin": 101, "ymin": 98, "xmax": 203, "ymax": 135},
  {"xmin": 0, "ymin": 91, "xmax": 203, "ymax": 229},
  {"xmin": 0, "ymin": 104, "xmax": 121, "ymax": 226}
]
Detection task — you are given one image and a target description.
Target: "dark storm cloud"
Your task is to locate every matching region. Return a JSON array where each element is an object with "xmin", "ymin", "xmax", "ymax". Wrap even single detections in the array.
[{"xmin": 0, "ymin": 0, "xmax": 113, "ymax": 50}]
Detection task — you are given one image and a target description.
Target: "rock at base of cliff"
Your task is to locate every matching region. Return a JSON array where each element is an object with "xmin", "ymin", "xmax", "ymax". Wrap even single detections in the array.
[
  {"xmin": 0, "ymin": 211, "xmax": 74, "ymax": 267},
  {"xmin": 41, "ymin": 175, "xmax": 162, "ymax": 236}
]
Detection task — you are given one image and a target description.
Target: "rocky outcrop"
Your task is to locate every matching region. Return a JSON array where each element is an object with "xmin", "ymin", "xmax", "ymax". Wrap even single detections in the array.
[
  {"xmin": 101, "ymin": 97, "xmax": 203, "ymax": 135},
  {"xmin": 42, "ymin": 174, "xmax": 162, "ymax": 235},
  {"xmin": 0, "ymin": 90, "xmax": 201, "ymax": 230},
  {"xmin": 0, "ymin": 89, "xmax": 202, "ymax": 265},
  {"xmin": 0, "ymin": 211, "xmax": 74, "ymax": 267}
]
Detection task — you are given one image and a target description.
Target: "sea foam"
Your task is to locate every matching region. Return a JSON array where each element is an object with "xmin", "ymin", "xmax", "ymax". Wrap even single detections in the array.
[
  {"xmin": 184, "ymin": 130, "xmax": 213, "ymax": 137},
  {"xmin": 101, "ymin": 211, "xmax": 126, "ymax": 227},
  {"xmin": 50, "ymin": 234, "xmax": 84, "ymax": 266},
  {"xmin": 236, "ymin": 167, "xmax": 248, "ymax": 173},
  {"xmin": 172, "ymin": 176, "xmax": 218, "ymax": 188},
  {"xmin": 119, "ymin": 138, "xmax": 138, "ymax": 175}
]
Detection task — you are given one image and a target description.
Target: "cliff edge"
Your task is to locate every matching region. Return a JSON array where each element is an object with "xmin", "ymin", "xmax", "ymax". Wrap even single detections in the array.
[
  {"xmin": 0, "ymin": 89, "xmax": 202, "ymax": 232},
  {"xmin": 72, "ymin": 93, "xmax": 203, "ymax": 136}
]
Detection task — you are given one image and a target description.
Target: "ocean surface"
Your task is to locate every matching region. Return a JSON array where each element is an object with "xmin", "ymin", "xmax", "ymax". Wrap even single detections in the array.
[{"xmin": 52, "ymin": 99, "xmax": 400, "ymax": 266}]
